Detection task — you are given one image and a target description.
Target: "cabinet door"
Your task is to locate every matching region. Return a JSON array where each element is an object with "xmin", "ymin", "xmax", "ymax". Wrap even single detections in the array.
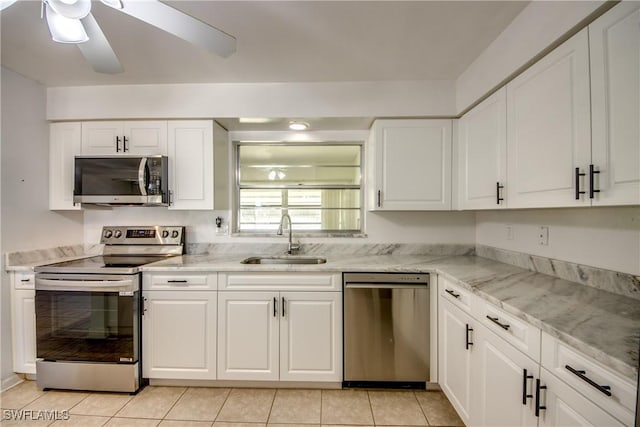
[
  {"xmin": 590, "ymin": 2, "xmax": 640, "ymax": 206},
  {"xmin": 167, "ymin": 120, "xmax": 214, "ymax": 210},
  {"xmin": 458, "ymin": 88, "xmax": 507, "ymax": 210},
  {"xmin": 11, "ymin": 288, "xmax": 36, "ymax": 374},
  {"xmin": 371, "ymin": 119, "xmax": 452, "ymax": 210},
  {"xmin": 81, "ymin": 121, "xmax": 123, "ymax": 154},
  {"xmin": 538, "ymin": 368, "xmax": 625, "ymax": 427},
  {"xmin": 279, "ymin": 292, "xmax": 342, "ymax": 382},
  {"xmin": 506, "ymin": 29, "xmax": 591, "ymax": 208},
  {"xmin": 49, "ymin": 122, "xmax": 81, "ymax": 210},
  {"xmin": 123, "ymin": 121, "xmax": 168, "ymax": 155},
  {"xmin": 142, "ymin": 291, "xmax": 217, "ymax": 380},
  {"xmin": 438, "ymin": 297, "xmax": 474, "ymax": 425},
  {"xmin": 470, "ymin": 324, "xmax": 538, "ymax": 427},
  {"xmin": 217, "ymin": 292, "xmax": 279, "ymax": 380}
]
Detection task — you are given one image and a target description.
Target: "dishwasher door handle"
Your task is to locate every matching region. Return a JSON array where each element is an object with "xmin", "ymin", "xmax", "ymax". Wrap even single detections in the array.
[{"xmin": 345, "ymin": 283, "xmax": 428, "ymax": 289}]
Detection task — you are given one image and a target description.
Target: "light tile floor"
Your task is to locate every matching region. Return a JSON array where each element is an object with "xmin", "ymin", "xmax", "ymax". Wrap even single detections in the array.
[{"xmin": 1, "ymin": 381, "xmax": 464, "ymax": 427}]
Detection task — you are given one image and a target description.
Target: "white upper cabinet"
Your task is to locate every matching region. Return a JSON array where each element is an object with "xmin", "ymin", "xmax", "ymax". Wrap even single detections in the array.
[
  {"xmin": 49, "ymin": 122, "xmax": 82, "ymax": 210},
  {"xmin": 167, "ymin": 120, "xmax": 217, "ymax": 210},
  {"xmin": 458, "ymin": 88, "xmax": 507, "ymax": 210},
  {"xmin": 369, "ymin": 119, "xmax": 452, "ymax": 210},
  {"xmin": 81, "ymin": 121, "xmax": 168, "ymax": 155},
  {"xmin": 589, "ymin": 1, "xmax": 640, "ymax": 206},
  {"xmin": 506, "ymin": 29, "xmax": 592, "ymax": 208}
]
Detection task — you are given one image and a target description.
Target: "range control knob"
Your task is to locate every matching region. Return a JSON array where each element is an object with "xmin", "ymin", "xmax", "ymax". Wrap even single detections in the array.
[
  {"xmin": 171, "ymin": 230, "xmax": 180, "ymax": 238},
  {"xmin": 161, "ymin": 230, "xmax": 170, "ymax": 238},
  {"xmin": 103, "ymin": 230, "xmax": 113, "ymax": 239},
  {"xmin": 113, "ymin": 230, "xmax": 123, "ymax": 238}
]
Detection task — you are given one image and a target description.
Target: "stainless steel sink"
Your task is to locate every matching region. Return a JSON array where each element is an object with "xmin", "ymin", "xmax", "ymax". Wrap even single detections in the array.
[{"xmin": 241, "ymin": 256, "xmax": 327, "ymax": 265}]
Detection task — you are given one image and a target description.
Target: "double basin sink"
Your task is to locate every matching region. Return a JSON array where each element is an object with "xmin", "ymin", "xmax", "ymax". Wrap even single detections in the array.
[{"xmin": 241, "ymin": 256, "xmax": 327, "ymax": 265}]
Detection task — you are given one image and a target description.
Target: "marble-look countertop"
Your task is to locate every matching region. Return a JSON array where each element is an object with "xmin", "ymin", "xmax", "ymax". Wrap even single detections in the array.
[{"xmin": 143, "ymin": 253, "xmax": 640, "ymax": 382}]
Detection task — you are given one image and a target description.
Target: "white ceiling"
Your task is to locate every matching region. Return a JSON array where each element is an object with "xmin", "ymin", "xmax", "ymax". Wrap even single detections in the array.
[{"xmin": 1, "ymin": 1, "xmax": 528, "ymax": 88}]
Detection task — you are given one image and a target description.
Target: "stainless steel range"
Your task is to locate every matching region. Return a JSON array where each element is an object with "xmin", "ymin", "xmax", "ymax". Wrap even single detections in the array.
[{"xmin": 34, "ymin": 225, "xmax": 185, "ymax": 393}]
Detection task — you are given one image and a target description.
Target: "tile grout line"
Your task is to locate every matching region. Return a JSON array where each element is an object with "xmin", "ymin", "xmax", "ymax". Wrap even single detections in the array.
[
  {"xmin": 160, "ymin": 385, "xmax": 189, "ymax": 421},
  {"xmin": 366, "ymin": 389, "xmax": 375, "ymax": 426},
  {"xmin": 213, "ymin": 387, "xmax": 233, "ymax": 424},
  {"xmin": 265, "ymin": 387, "xmax": 277, "ymax": 425},
  {"xmin": 413, "ymin": 390, "xmax": 431, "ymax": 427}
]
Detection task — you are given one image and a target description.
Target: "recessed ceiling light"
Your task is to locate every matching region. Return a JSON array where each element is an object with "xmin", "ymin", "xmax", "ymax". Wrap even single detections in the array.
[
  {"xmin": 239, "ymin": 117, "xmax": 273, "ymax": 124},
  {"xmin": 289, "ymin": 121, "xmax": 309, "ymax": 131}
]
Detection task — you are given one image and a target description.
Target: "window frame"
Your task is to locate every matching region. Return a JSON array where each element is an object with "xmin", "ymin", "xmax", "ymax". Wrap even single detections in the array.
[{"xmin": 232, "ymin": 141, "xmax": 365, "ymax": 236}]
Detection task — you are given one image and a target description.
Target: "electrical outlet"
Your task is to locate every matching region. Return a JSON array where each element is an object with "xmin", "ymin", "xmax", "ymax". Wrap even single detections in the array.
[
  {"xmin": 506, "ymin": 225, "xmax": 514, "ymax": 240},
  {"xmin": 538, "ymin": 226, "xmax": 549, "ymax": 246}
]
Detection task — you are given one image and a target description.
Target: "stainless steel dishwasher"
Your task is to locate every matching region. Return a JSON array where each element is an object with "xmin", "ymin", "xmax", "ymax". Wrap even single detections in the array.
[{"xmin": 343, "ymin": 272, "xmax": 430, "ymax": 389}]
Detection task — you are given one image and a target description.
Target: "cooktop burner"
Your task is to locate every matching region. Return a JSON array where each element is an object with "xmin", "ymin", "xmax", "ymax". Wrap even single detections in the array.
[{"xmin": 34, "ymin": 226, "xmax": 185, "ymax": 274}]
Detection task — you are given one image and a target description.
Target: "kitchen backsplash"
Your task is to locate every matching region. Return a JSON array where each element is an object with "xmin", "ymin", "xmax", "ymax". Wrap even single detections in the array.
[
  {"xmin": 185, "ymin": 242, "xmax": 476, "ymax": 256},
  {"xmin": 477, "ymin": 245, "xmax": 640, "ymax": 301}
]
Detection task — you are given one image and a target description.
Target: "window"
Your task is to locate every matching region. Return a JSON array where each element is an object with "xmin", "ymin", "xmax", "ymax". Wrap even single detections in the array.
[{"xmin": 235, "ymin": 143, "xmax": 362, "ymax": 234}]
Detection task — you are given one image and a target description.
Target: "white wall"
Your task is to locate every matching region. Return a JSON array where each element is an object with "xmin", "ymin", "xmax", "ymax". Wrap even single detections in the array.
[
  {"xmin": 46, "ymin": 80, "xmax": 456, "ymax": 121},
  {"xmin": 456, "ymin": 1, "xmax": 605, "ymax": 113},
  {"xmin": 0, "ymin": 68, "xmax": 84, "ymax": 388},
  {"xmin": 476, "ymin": 207, "xmax": 640, "ymax": 276},
  {"xmin": 1, "ymin": 68, "xmax": 84, "ymax": 252}
]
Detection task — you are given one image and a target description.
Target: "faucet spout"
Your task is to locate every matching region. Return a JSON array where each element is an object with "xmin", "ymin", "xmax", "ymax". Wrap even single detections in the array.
[{"xmin": 277, "ymin": 213, "xmax": 300, "ymax": 255}]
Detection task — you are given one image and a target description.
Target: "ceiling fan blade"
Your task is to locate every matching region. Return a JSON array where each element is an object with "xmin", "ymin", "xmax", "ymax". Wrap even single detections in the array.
[
  {"xmin": 78, "ymin": 13, "xmax": 124, "ymax": 74},
  {"xmin": 0, "ymin": 0, "xmax": 18, "ymax": 11},
  {"xmin": 117, "ymin": 0, "xmax": 236, "ymax": 58}
]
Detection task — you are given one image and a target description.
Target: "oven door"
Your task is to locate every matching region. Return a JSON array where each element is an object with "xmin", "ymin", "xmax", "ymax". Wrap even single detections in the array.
[{"xmin": 35, "ymin": 273, "xmax": 140, "ymax": 364}]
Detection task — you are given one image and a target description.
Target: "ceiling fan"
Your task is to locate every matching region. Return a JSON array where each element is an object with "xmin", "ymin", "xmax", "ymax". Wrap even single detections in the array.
[{"xmin": 0, "ymin": 0, "xmax": 236, "ymax": 74}]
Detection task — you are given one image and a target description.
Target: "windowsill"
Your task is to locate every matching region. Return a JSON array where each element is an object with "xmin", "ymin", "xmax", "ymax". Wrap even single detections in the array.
[{"xmin": 230, "ymin": 232, "xmax": 368, "ymax": 238}]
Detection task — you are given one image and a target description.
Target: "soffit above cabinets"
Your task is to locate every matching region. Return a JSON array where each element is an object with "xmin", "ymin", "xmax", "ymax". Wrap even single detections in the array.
[
  {"xmin": 216, "ymin": 117, "xmax": 374, "ymax": 132},
  {"xmin": 1, "ymin": 1, "xmax": 529, "ymax": 87}
]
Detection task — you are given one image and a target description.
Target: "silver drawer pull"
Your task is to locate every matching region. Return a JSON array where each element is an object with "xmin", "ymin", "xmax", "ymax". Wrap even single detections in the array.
[
  {"xmin": 445, "ymin": 289, "xmax": 460, "ymax": 299},
  {"xmin": 486, "ymin": 315, "xmax": 510, "ymax": 330},
  {"xmin": 565, "ymin": 365, "xmax": 612, "ymax": 396}
]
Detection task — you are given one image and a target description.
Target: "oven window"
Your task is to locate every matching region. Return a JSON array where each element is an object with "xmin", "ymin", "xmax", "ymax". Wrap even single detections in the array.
[{"xmin": 35, "ymin": 290, "xmax": 139, "ymax": 363}]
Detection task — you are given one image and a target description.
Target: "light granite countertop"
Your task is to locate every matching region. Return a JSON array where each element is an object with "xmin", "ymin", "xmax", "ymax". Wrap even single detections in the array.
[
  {"xmin": 143, "ymin": 253, "xmax": 640, "ymax": 382},
  {"xmin": 7, "ymin": 250, "xmax": 638, "ymax": 382}
]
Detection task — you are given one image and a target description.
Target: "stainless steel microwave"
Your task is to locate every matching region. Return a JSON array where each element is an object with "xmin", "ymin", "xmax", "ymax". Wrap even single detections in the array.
[{"xmin": 74, "ymin": 155, "xmax": 169, "ymax": 206}]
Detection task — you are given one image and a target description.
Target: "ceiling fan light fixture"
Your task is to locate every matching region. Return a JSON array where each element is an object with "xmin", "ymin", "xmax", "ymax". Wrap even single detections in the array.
[
  {"xmin": 45, "ymin": 4, "xmax": 89, "ymax": 43},
  {"xmin": 289, "ymin": 121, "xmax": 309, "ymax": 131},
  {"xmin": 45, "ymin": 0, "xmax": 91, "ymax": 19},
  {"xmin": 100, "ymin": 0, "xmax": 123, "ymax": 10}
]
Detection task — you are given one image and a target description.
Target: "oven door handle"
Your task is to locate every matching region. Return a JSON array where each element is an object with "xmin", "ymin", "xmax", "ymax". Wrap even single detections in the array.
[{"xmin": 36, "ymin": 278, "xmax": 137, "ymax": 293}]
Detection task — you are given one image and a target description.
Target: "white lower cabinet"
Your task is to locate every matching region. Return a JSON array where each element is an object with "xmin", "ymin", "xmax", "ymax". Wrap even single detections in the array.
[
  {"xmin": 539, "ymin": 367, "xmax": 625, "ymax": 427},
  {"xmin": 10, "ymin": 272, "xmax": 37, "ymax": 375},
  {"xmin": 438, "ymin": 275, "xmax": 634, "ymax": 427},
  {"xmin": 217, "ymin": 273, "xmax": 342, "ymax": 382},
  {"xmin": 142, "ymin": 273, "xmax": 217, "ymax": 380},
  {"xmin": 218, "ymin": 290, "xmax": 342, "ymax": 382},
  {"xmin": 470, "ymin": 322, "xmax": 539, "ymax": 427},
  {"xmin": 279, "ymin": 291, "xmax": 342, "ymax": 381},
  {"xmin": 438, "ymin": 297, "xmax": 475, "ymax": 425},
  {"xmin": 217, "ymin": 292, "xmax": 279, "ymax": 380}
]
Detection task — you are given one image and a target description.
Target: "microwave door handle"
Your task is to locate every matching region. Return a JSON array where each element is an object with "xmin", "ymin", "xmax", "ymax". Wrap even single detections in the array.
[{"xmin": 138, "ymin": 158, "xmax": 148, "ymax": 196}]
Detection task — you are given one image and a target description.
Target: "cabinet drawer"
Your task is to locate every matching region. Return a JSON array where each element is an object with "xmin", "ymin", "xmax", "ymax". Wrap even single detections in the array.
[
  {"xmin": 541, "ymin": 332, "xmax": 636, "ymax": 425},
  {"xmin": 144, "ymin": 273, "xmax": 217, "ymax": 290},
  {"xmin": 14, "ymin": 272, "xmax": 35, "ymax": 290},
  {"xmin": 438, "ymin": 276, "xmax": 473, "ymax": 314},
  {"xmin": 473, "ymin": 298, "xmax": 541, "ymax": 362},
  {"xmin": 219, "ymin": 272, "xmax": 341, "ymax": 291}
]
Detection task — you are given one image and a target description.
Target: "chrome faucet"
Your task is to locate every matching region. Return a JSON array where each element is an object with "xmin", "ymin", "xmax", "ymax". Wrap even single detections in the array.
[{"xmin": 277, "ymin": 213, "xmax": 300, "ymax": 255}]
